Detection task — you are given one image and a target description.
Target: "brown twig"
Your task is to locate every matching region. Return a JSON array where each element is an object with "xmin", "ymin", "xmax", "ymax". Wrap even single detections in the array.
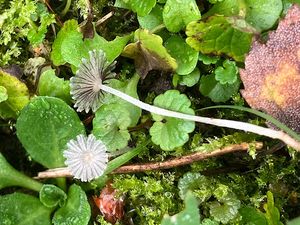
[
  {"xmin": 96, "ymin": 12, "xmax": 114, "ymax": 27},
  {"xmin": 112, "ymin": 142, "xmax": 263, "ymax": 173},
  {"xmin": 35, "ymin": 142, "xmax": 263, "ymax": 179}
]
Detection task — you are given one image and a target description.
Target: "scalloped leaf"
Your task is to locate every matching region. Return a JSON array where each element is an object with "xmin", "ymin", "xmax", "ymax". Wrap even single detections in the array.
[
  {"xmin": 38, "ymin": 69, "xmax": 71, "ymax": 104},
  {"xmin": 165, "ymin": 35, "xmax": 199, "ymax": 75},
  {"xmin": 163, "ymin": 0, "xmax": 201, "ymax": 32},
  {"xmin": 122, "ymin": 29, "xmax": 177, "ymax": 78},
  {"xmin": 16, "ymin": 96, "xmax": 85, "ymax": 168},
  {"xmin": 0, "ymin": 70, "xmax": 30, "ymax": 119},
  {"xmin": 150, "ymin": 90, "xmax": 195, "ymax": 151},
  {"xmin": 186, "ymin": 16, "xmax": 253, "ymax": 62},
  {"xmin": 52, "ymin": 184, "xmax": 91, "ymax": 225},
  {"xmin": 93, "ymin": 104, "xmax": 131, "ymax": 152},
  {"xmin": 209, "ymin": 185, "xmax": 241, "ymax": 223},
  {"xmin": 39, "ymin": 184, "xmax": 67, "ymax": 208},
  {"xmin": 0, "ymin": 193, "xmax": 52, "ymax": 225},
  {"xmin": 215, "ymin": 60, "xmax": 238, "ymax": 84},
  {"xmin": 178, "ymin": 172, "xmax": 213, "ymax": 202},
  {"xmin": 161, "ymin": 191, "xmax": 200, "ymax": 225}
]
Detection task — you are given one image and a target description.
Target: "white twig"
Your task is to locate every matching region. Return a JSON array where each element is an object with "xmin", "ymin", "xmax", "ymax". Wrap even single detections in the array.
[{"xmin": 101, "ymin": 84, "xmax": 300, "ymax": 151}]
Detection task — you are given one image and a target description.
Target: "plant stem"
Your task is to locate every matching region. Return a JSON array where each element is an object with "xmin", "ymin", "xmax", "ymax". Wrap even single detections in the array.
[
  {"xmin": 61, "ymin": 0, "xmax": 72, "ymax": 16},
  {"xmin": 101, "ymin": 84, "xmax": 300, "ymax": 151}
]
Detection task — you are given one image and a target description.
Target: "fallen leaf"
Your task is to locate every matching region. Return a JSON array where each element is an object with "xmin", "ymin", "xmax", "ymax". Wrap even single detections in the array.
[{"xmin": 240, "ymin": 4, "xmax": 300, "ymax": 132}]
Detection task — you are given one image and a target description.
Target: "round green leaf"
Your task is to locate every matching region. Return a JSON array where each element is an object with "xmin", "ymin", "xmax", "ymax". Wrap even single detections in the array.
[
  {"xmin": 165, "ymin": 35, "xmax": 199, "ymax": 75},
  {"xmin": 0, "ymin": 85, "xmax": 8, "ymax": 103},
  {"xmin": 93, "ymin": 104, "xmax": 131, "ymax": 152},
  {"xmin": 244, "ymin": 0, "xmax": 282, "ymax": 31},
  {"xmin": 38, "ymin": 69, "xmax": 71, "ymax": 104},
  {"xmin": 163, "ymin": 0, "xmax": 201, "ymax": 32},
  {"xmin": 200, "ymin": 74, "xmax": 240, "ymax": 102},
  {"xmin": 209, "ymin": 186, "xmax": 241, "ymax": 223},
  {"xmin": 52, "ymin": 184, "xmax": 91, "ymax": 225},
  {"xmin": 186, "ymin": 16, "xmax": 253, "ymax": 62},
  {"xmin": 0, "ymin": 193, "xmax": 52, "ymax": 225},
  {"xmin": 130, "ymin": 0, "xmax": 156, "ymax": 16},
  {"xmin": 0, "ymin": 70, "xmax": 30, "ymax": 119},
  {"xmin": 215, "ymin": 60, "xmax": 238, "ymax": 84},
  {"xmin": 115, "ymin": 0, "xmax": 156, "ymax": 17},
  {"xmin": 178, "ymin": 68, "xmax": 201, "ymax": 87},
  {"xmin": 40, "ymin": 184, "xmax": 67, "ymax": 208},
  {"xmin": 16, "ymin": 96, "xmax": 85, "ymax": 168},
  {"xmin": 150, "ymin": 90, "xmax": 195, "ymax": 151},
  {"xmin": 138, "ymin": 4, "xmax": 163, "ymax": 30}
]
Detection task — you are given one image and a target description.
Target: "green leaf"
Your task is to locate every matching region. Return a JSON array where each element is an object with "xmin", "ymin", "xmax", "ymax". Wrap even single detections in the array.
[
  {"xmin": 0, "ymin": 193, "xmax": 52, "ymax": 225},
  {"xmin": 51, "ymin": 19, "xmax": 131, "ymax": 69},
  {"xmin": 0, "ymin": 70, "xmax": 30, "ymax": 119},
  {"xmin": 214, "ymin": 60, "xmax": 238, "ymax": 84},
  {"xmin": 52, "ymin": 184, "xmax": 91, "ymax": 225},
  {"xmin": 0, "ymin": 85, "xmax": 8, "ymax": 102},
  {"xmin": 84, "ymin": 33, "xmax": 131, "ymax": 63},
  {"xmin": 122, "ymin": 29, "xmax": 177, "ymax": 78},
  {"xmin": 178, "ymin": 68, "xmax": 201, "ymax": 87},
  {"xmin": 199, "ymin": 74, "xmax": 240, "ymax": 102},
  {"xmin": 27, "ymin": 3, "xmax": 55, "ymax": 46},
  {"xmin": 163, "ymin": 0, "xmax": 201, "ymax": 32},
  {"xmin": 138, "ymin": 5, "xmax": 163, "ymax": 30},
  {"xmin": 39, "ymin": 184, "xmax": 67, "ymax": 208},
  {"xmin": 38, "ymin": 69, "xmax": 71, "ymax": 104},
  {"xmin": 99, "ymin": 73, "xmax": 141, "ymax": 126},
  {"xmin": 165, "ymin": 35, "xmax": 199, "ymax": 75},
  {"xmin": 115, "ymin": 0, "xmax": 156, "ymax": 16},
  {"xmin": 150, "ymin": 90, "xmax": 195, "ymax": 150},
  {"xmin": 240, "ymin": 206, "xmax": 268, "ymax": 225},
  {"xmin": 209, "ymin": 185, "xmax": 241, "ymax": 223},
  {"xmin": 16, "ymin": 96, "xmax": 85, "ymax": 168},
  {"xmin": 161, "ymin": 191, "xmax": 200, "ymax": 225},
  {"xmin": 263, "ymin": 191, "xmax": 284, "ymax": 225},
  {"xmin": 0, "ymin": 153, "xmax": 43, "ymax": 192},
  {"xmin": 178, "ymin": 172, "xmax": 213, "ymax": 202},
  {"xmin": 93, "ymin": 104, "xmax": 131, "ymax": 152},
  {"xmin": 205, "ymin": 0, "xmax": 282, "ymax": 32},
  {"xmin": 186, "ymin": 16, "xmax": 253, "ymax": 62},
  {"xmin": 198, "ymin": 53, "xmax": 220, "ymax": 65},
  {"xmin": 244, "ymin": 0, "xmax": 282, "ymax": 31},
  {"xmin": 288, "ymin": 217, "xmax": 300, "ymax": 225},
  {"xmin": 51, "ymin": 20, "xmax": 82, "ymax": 66}
]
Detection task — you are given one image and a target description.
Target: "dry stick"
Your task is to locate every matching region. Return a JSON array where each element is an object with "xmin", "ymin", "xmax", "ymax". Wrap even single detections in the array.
[
  {"xmin": 101, "ymin": 85, "xmax": 300, "ymax": 151},
  {"xmin": 96, "ymin": 12, "xmax": 114, "ymax": 27},
  {"xmin": 35, "ymin": 142, "xmax": 263, "ymax": 179},
  {"xmin": 112, "ymin": 142, "xmax": 263, "ymax": 173}
]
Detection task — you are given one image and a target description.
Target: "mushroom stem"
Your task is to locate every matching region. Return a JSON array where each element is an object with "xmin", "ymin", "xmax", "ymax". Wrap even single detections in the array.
[{"xmin": 101, "ymin": 84, "xmax": 300, "ymax": 151}]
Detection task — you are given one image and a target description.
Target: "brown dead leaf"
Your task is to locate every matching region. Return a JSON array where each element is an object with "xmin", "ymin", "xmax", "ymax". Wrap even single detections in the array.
[{"xmin": 240, "ymin": 4, "xmax": 300, "ymax": 133}]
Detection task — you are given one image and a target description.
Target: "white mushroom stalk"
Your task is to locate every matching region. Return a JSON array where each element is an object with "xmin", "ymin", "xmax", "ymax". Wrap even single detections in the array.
[{"xmin": 70, "ymin": 50, "xmax": 300, "ymax": 151}]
